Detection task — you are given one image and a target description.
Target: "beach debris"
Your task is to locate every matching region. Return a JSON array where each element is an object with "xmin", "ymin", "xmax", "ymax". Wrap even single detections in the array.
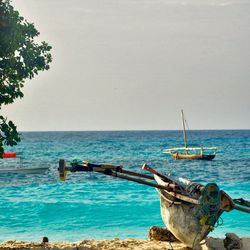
[
  {"xmin": 148, "ymin": 226, "xmax": 177, "ymax": 242},
  {"xmin": 223, "ymin": 233, "xmax": 243, "ymax": 250}
]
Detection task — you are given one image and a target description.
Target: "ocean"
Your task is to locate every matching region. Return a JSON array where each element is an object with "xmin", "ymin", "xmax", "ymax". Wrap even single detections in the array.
[{"xmin": 0, "ymin": 130, "xmax": 249, "ymax": 242}]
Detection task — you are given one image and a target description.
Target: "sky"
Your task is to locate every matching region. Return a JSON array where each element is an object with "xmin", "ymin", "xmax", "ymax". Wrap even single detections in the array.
[{"xmin": 2, "ymin": 0, "xmax": 250, "ymax": 131}]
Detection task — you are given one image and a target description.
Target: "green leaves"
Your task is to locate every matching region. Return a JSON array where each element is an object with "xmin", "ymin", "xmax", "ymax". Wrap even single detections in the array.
[
  {"xmin": 0, "ymin": 0, "xmax": 52, "ymax": 154},
  {"xmin": 0, "ymin": 0, "xmax": 52, "ymax": 104},
  {"xmin": 0, "ymin": 115, "xmax": 20, "ymax": 156}
]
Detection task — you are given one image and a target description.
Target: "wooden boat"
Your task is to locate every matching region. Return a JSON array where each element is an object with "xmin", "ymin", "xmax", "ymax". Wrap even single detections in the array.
[
  {"xmin": 163, "ymin": 110, "xmax": 216, "ymax": 160},
  {"xmin": 58, "ymin": 159, "xmax": 250, "ymax": 248},
  {"xmin": 154, "ymin": 174, "xmax": 224, "ymax": 247},
  {"xmin": 164, "ymin": 147, "xmax": 216, "ymax": 160}
]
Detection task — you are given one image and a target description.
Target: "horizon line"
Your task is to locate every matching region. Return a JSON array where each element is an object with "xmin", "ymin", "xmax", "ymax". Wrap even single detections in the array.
[{"xmin": 18, "ymin": 128, "xmax": 250, "ymax": 133}]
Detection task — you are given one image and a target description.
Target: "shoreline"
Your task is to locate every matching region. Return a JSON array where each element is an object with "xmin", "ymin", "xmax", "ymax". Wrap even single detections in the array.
[{"xmin": 0, "ymin": 237, "xmax": 249, "ymax": 250}]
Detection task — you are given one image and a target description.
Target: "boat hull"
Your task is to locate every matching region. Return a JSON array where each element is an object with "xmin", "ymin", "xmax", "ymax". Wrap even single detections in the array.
[
  {"xmin": 170, "ymin": 152, "xmax": 215, "ymax": 160},
  {"xmin": 159, "ymin": 193, "xmax": 212, "ymax": 248},
  {"xmin": 0, "ymin": 166, "xmax": 49, "ymax": 174},
  {"xmin": 155, "ymin": 176, "xmax": 222, "ymax": 248}
]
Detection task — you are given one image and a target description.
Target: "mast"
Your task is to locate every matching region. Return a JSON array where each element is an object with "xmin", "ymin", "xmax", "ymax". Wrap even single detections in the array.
[{"xmin": 181, "ymin": 109, "xmax": 188, "ymax": 149}]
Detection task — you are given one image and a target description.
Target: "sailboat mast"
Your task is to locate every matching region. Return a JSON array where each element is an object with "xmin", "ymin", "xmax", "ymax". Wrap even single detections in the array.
[{"xmin": 181, "ymin": 109, "xmax": 188, "ymax": 148}]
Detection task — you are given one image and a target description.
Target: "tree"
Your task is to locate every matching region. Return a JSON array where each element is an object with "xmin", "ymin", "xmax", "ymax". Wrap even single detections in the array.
[{"xmin": 0, "ymin": 0, "xmax": 52, "ymax": 156}]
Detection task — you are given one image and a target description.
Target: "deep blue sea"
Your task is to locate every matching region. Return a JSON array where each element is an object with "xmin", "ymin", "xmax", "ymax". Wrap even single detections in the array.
[{"xmin": 0, "ymin": 130, "xmax": 249, "ymax": 242}]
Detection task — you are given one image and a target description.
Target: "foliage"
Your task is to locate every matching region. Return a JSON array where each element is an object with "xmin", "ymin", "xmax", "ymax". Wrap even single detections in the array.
[
  {"xmin": 0, "ymin": 0, "xmax": 52, "ymax": 156},
  {"xmin": 0, "ymin": 115, "xmax": 19, "ymax": 155}
]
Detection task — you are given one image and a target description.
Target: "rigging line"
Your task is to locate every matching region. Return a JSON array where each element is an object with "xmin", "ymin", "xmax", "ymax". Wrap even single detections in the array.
[
  {"xmin": 183, "ymin": 112, "xmax": 195, "ymax": 145},
  {"xmin": 185, "ymin": 113, "xmax": 207, "ymax": 148}
]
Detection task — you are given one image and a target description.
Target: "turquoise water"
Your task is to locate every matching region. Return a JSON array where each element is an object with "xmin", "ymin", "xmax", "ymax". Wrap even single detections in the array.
[{"xmin": 0, "ymin": 130, "xmax": 249, "ymax": 242}]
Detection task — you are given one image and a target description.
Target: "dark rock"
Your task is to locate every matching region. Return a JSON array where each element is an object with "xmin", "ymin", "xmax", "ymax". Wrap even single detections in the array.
[
  {"xmin": 42, "ymin": 236, "xmax": 49, "ymax": 243},
  {"xmin": 223, "ymin": 233, "xmax": 242, "ymax": 250},
  {"xmin": 148, "ymin": 226, "xmax": 177, "ymax": 242}
]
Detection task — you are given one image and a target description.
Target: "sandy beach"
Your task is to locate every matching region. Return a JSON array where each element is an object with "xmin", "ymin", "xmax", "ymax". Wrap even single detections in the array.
[{"xmin": 0, "ymin": 237, "xmax": 249, "ymax": 250}]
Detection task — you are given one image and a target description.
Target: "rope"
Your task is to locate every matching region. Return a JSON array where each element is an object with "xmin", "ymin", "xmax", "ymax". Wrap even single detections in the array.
[
  {"xmin": 215, "ymin": 216, "xmax": 224, "ymax": 228},
  {"xmin": 194, "ymin": 184, "xmax": 221, "ymax": 231},
  {"xmin": 183, "ymin": 112, "xmax": 194, "ymax": 145}
]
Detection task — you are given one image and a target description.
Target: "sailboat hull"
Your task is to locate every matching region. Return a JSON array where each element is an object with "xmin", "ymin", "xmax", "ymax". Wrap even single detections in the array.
[{"xmin": 170, "ymin": 151, "xmax": 215, "ymax": 160}]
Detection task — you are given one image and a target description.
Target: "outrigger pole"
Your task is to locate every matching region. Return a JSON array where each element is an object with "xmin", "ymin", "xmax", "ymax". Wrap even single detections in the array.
[
  {"xmin": 233, "ymin": 199, "xmax": 250, "ymax": 213},
  {"xmin": 58, "ymin": 159, "xmax": 250, "ymax": 214},
  {"xmin": 58, "ymin": 159, "xmax": 177, "ymax": 192}
]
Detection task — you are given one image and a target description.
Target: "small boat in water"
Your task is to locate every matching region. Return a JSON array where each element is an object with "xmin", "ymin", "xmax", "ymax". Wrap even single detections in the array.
[
  {"xmin": 0, "ymin": 152, "xmax": 49, "ymax": 174},
  {"xmin": 58, "ymin": 159, "xmax": 250, "ymax": 248},
  {"xmin": 165, "ymin": 147, "xmax": 216, "ymax": 160},
  {"xmin": 163, "ymin": 110, "xmax": 216, "ymax": 160}
]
